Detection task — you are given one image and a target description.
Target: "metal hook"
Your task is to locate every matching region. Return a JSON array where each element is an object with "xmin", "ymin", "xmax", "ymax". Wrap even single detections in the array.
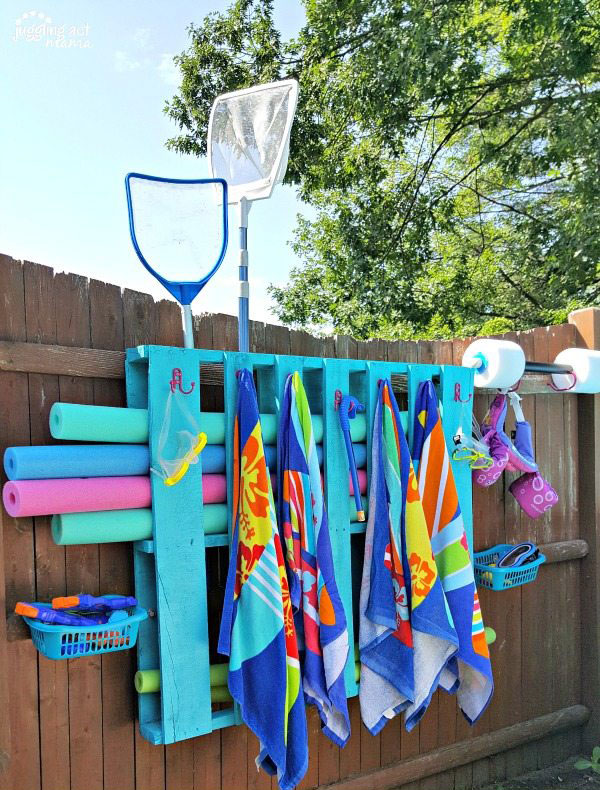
[
  {"xmin": 454, "ymin": 383, "xmax": 472, "ymax": 403},
  {"xmin": 547, "ymin": 371, "xmax": 577, "ymax": 392},
  {"xmin": 169, "ymin": 368, "xmax": 195, "ymax": 395}
]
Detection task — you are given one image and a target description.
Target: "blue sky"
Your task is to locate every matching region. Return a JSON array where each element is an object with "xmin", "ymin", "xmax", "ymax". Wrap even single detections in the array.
[{"xmin": 1, "ymin": 0, "xmax": 308, "ymax": 322}]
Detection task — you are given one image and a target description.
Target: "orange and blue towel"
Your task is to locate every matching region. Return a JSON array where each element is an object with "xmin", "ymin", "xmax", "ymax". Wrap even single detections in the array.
[
  {"xmin": 413, "ymin": 380, "xmax": 493, "ymax": 724},
  {"xmin": 218, "ymin": 369, "xmax": 308, "ymax": 790},
  {"xmin": 359, "ymin": 379, "xmax": 458, "ymax": 733},
  {"xmin": 278, "ymin": 372, "xmax": 350, "ymax": 746}
]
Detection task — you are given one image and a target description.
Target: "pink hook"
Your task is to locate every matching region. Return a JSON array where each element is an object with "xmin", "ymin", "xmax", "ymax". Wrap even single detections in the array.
[
  {"xmin": 454, "ymin": 383, "xmax": 472, "ymax": 403},
  {"xmin": 170, "ymin": 368, "xmax": 195, "ymax": 395}
]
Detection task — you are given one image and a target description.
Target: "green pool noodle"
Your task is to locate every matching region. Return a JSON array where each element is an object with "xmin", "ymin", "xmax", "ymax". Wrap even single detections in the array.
[
  {"xmin": 52, "ymin": 509, "xmax": 153, "ymax": 545},
  {"xmin": 49, "ymin": 403, "xmax": 367, "ymax": 445},
  {"xmin": 485, "ymin": 626, "xmax": 496, "ymax": 645},
  {"xmin": 134, "ymin": 673, "xmax": 231, "ymax": 702},
  {"xmin": 136, "ymin": 663, "xmax": 360, "ymax": 697},
  {"xmin": 135, "ymin": 669, "xmax": 160, "ymax": 694},
  {"xmin": 211, "ymin": 685, "xmax": 232, "ymax": 703}
]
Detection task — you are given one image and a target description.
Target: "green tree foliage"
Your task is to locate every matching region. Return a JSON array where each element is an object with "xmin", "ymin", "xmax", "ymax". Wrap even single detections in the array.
[{"xmin": 165, "ymin": 0, "xmax": 600, "ymax": 339}]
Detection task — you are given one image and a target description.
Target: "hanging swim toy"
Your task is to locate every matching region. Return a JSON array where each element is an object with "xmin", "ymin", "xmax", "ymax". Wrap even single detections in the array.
[
  {"xmin": 152, "ymin": 370, "xmax": 207, "ymax": 486},
  {"xmin": 474, "ymin": 392, "xmax": 558, "ymax": 518}
]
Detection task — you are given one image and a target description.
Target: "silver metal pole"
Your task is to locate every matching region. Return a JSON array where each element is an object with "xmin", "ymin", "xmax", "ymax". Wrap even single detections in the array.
[
  {"xmin": 182, "ymin": 304, "xmax": 194, "ymax": 349},
  {"xmin": 238, "ymin": 197, "xmax": 250, "ymax": 352}
]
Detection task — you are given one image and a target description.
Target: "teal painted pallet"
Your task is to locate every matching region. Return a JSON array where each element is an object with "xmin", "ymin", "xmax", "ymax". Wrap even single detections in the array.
[{"xmin": 125, "ymin": 346, "xmax": 474, "ymax": 745}]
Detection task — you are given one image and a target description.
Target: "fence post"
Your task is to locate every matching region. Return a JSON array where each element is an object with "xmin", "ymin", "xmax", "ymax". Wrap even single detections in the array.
[{"xmin": 569, "ymin": 307, "xmax": 600, "ymax": 751}]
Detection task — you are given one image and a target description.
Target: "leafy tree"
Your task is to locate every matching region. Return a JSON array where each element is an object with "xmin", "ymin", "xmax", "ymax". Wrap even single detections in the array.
[{"xmin": 165, "ymin": 0, "xmax": 600, "ymax": 339}]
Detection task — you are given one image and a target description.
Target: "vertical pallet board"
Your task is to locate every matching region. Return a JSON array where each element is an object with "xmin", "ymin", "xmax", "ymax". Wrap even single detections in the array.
[
  {"xmin": 440, "ymin": 365, "xmax": 475, "ymax": 554},
  {"xmin": 323, "ymin": 357, "xmax": 361, "ymax": 696}
]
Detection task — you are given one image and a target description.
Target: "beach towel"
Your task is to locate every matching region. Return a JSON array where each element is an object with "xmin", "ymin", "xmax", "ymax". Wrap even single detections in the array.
[
  {"xmin": 278, "ymin": 372, "xmax": 350, "ymax": 746},
  {"xmin": 413, "ymin": 380, "xmax": 493, "ymax": 725},
  {"xmin": 218, "ymin": 369, "xmax": 308, "ymax": 790},
  {"xmin": 359, "ymin": 379, "xmax": 458, "ymax": 734}
]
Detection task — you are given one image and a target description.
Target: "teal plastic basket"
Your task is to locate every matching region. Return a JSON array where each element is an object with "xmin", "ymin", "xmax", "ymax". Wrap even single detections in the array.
[
  {"xmin": 474, "ymin": 544, "xmax": 545, "ymax": 591},
  {"xmin": 23, "ymin": 603, "xmax": 147, "ymax": 660}
]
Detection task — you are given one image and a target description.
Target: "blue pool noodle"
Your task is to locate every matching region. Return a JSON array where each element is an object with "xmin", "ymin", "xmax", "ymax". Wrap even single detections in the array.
[
  {"xmin": 5, "ymin": 442, "xmax": 367, "ymax": 480},
  {"xmin": 4, "ymin": 444, "xmax": 150, "ymax": 481}
]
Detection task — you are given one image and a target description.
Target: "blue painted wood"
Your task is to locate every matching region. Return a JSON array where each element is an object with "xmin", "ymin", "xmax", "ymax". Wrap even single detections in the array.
[
  {"xmin": 126, "ymin": 347, "xmax": 475, "ymax": 743},
  {"xmin": 440, "ymin": 365, "xmax": 475, "ymax": 554},
  {"xmin": 146, "ymin": 346, "xmax": 212, "ymax": 743},
  {"xmin": 211, "ymin": 708, "xmax": 237, "ymax": 729},
  {"xmin": 222, "ymin": 351, "xmax": 254, "ymax": 727},
  {"xmin": 205, "ymin": 534, "xmax": 228, "ymax": 548},
  {"xmin": 134, "ymin": 548, "xmax": 161, "ymax": 737},
  {"xmin": 125, "ymin": 350, "xmax": 162, "ymax": 741},
  {"xmin": 322, "ymin": 358, "xmax": 358, "ymax": 697},
  {"xmin": 134, "ymin": 540, "xmax": 155, "ymax": 554},
  {"xmin": 140, "ymin": 720, "xmax": 163, "ymax": 745}
]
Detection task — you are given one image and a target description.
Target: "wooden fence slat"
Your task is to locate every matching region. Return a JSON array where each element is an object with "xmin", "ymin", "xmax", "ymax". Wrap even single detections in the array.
[
  {"xmin": 24, "ymin": 261, "xmax": 71, "ymax": 790},
  {"xmin": 53, "ymin": 272, "xmax": 103, "ymax": 790},
  {"xmin": 89, "ymin": 278, "xmax": 137, "ymax": 790},
  {"xmin": 120, "ymin": 289, "xmax": 166, "ymax": 790},
  {"xmin": 570, "ymin": 308, "xmax": 600, "ymax": 752}
]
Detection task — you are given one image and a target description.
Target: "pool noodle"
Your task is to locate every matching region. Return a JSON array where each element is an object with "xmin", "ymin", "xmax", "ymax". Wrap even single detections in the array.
[
  {"xmin": 4, "ymin": 466, "xmax": 365, "ymax": 518},
  {"xmin": 50, "ymin": 403, "xmax": 367, "ymax": 444},
  {"xmin": 3, "ymin": 442, "xmax": 367, "ymax": 480},
  {"xmin": 135, "ymin": 661, "xmax": 361, "ymax": 696},
  {"xmin": 48, "ymin": 496, "xmax": 367, "ymax": 545},
  {"xmin": 52, "ymin": 509, "xmax": 153, "ymax": 545},
  {"xmin": 3, "ymin": 477, "xmax": 152, "ymax": 518},
  {"xmin": 3, "ymin": 444, "xmax": 150, "ymax": 481}
]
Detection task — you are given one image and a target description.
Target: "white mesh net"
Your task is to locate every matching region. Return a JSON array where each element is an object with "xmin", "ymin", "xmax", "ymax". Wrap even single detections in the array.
[
  {"xmin": 208, "ymin": 80, "xmax": 298, "ymax": 202},
  {"xmin": 127, "ymin": 177, "xmax": 226, "ymax": 283}
]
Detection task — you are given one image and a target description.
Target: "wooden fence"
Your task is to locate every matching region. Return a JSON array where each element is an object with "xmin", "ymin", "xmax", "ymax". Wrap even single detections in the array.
[{"xmin": 0, "ymin": 253, "xmax": 598, "ymax": 790}]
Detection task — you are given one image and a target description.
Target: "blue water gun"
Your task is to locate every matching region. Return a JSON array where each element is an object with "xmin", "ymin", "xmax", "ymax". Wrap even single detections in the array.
[
  {"xmin": 336, "ymin": 392, "xmax": 366, "ymax": 522},
  {"xmin": 15, "ymin": 602, "xmax": 109, "ymax": 626},
  {"xmin": 51, "ymin": 594, "xmax": 137, "ymax": 612}
]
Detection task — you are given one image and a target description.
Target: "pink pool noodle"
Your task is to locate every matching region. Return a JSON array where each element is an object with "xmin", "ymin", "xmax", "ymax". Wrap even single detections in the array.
[
  {"xmin": 3, "ymin": 470, "xmax": 364, "ymax": 518},
  {"xmin": 202, "ymin": 474, "xmax": 228, "ymax": 504},
  {"xmin": 3, "ymin": 476, "xmax": 152, "ymax": 518}
]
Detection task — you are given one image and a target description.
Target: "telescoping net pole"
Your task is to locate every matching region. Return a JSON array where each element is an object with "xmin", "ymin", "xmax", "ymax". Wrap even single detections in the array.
[{"xmin": 207, "ymin": 80, "xmax": 299, "ymax": 352}]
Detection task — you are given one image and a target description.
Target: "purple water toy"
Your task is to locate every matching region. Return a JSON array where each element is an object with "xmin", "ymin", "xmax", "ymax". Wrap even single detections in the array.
[{"xmin": 475, "ymin": 392, "xmax": 558, "ymax": 518}]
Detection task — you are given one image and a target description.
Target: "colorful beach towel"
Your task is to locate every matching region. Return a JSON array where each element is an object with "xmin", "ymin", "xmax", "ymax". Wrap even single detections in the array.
[
  {"xmin": 359, "ymin": 379, "xmax": 458, "ymax": 734},
  {"xmin": 278, "ymin": 372, "xmax": 350, "ymax": 746},
  {"xmin": 218, "ymin": 369, "xmax": 308, "ymax": 790},
  {"xmin": 413, "ymin": 380, "xmax": 493, "ymax": 725}
]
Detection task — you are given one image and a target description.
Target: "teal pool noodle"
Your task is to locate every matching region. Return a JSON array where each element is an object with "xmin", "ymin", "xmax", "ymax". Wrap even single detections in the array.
[
  {"xmin": 49, "ymin": 403, "xmax": 367, "ymax": 445},
  {"xmin": 50, "ymin": 403, "xmax": 149, "ymax": 443},
  {"xmin": 4, "ymin": 444, "xmax": 150, "ymax": 481},
  {"xmin": 50, "ymin": 504, "xmax": 228, "ymax": 544},
  {"xmin": 52, "ymin": 509, "xmax": 153, "ymax": 545},
  {"xmin": 50, "ymin": 493, "xmax": 366, "ymax": 545}
]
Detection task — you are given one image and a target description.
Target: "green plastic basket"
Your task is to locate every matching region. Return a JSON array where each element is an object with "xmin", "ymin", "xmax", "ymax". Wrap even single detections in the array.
[
  {"xmin": 474, "ymin": 544, "xmax": 545, "ymax": 591},
  {"xmin": 23, "ymin": 602, "xmax": 147, "ymax": 660}
]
